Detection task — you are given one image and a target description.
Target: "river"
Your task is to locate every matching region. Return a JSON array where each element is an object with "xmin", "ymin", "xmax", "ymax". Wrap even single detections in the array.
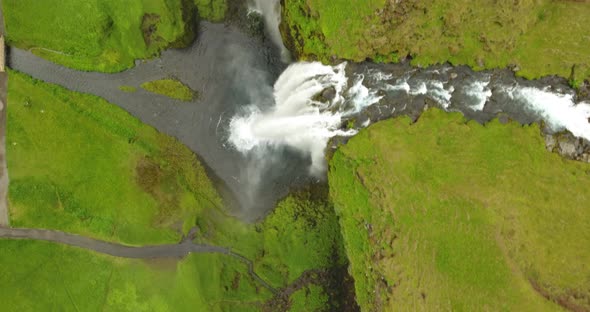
[{"xmin": 7, "ymin": 2, "xmax": 590, "ymax": 220}]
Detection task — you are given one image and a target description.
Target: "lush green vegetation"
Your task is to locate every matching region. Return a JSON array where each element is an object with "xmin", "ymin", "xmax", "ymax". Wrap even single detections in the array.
[
  {"xmin": 253, "ymin": 192, "xmax": 346, "ymax": 288},
  {"xmin": 282, "ymin": 0, "xmax": 590, "ymax": 83},
  {"xmin": 0, "ymin": 239, "xmax": 272, "ymax": 311},
  {"xmin": 7, "ymin": 70, "xmax": 220, "ymax": 245},
  {"xmin": 141, "ymin": 78, "xmax": 196, "ymax": 101},
  {"xmin": 0, "ymin": 191, "xmax": 346, "ymax": 311},
  {"xmin": 329, "ymin": 108, "xmax": 590, "ymax": 311},
  {"xmin": 195, "ymin": 0, "xmax": 227, "ymax": 22},
  {"xmin": 118, "ymin": 85, "xmax": 138, "ymax": 93},
  {"xmin": 2, "ymin": 0, "xmax": 196, "ymax": 72},
  {"xmin": 194, "ymin": 190, "xmax": 347, "ymax": 289},
  {"xmin": 289, "ymin": 285, "xmax": 330, "ymax": 312}
]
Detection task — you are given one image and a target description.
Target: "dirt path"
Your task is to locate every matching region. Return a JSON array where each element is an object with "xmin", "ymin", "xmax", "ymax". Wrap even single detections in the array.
[{"xmin": 0, "ymin": 227, "xmax": 277, "ymax": 293}]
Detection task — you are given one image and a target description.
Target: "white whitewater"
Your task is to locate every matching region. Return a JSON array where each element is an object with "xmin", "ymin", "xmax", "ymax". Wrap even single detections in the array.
[
  {"xmin": 250, "ymin": 0, "xmax": 291, "ymax": 62},
  {"xmin": 229, "ymin": 62, "xmax": 381, "ymax": 175},
  {"xmin": 505, "ymin": 86, "xmax": 590, "ymax": 140},
  {"xmin": 465, "ymin": 79, "xmax": 492, "ymax": 111},
  {"xmin": 229, "ymin": 61, "xmax": 590, "ymax": 174},
  {"xmin": 385, "ymin": 78, "xmax": 454, "ymax": 108}
]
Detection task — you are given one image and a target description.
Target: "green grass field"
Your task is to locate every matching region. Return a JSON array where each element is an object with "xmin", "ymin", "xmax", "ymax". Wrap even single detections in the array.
[
  {"xmin": 2, "ymin": 0, "xmax": 196, "ymax": 72},
  {"xmin": 282, "ymin": 0, "xmax": 590, "ymax": 84},
  {"xmin": 329, "ymin": 109, "xmax": 590, "ymax": 311},
  {"xmin": 7, "ymin": 70, "xmax": 222, "ymax": 245},
  {"xmin": 0, "ymin": 239, "xmax": 272, "ymax": 312},
  {"xmin": 141, "ymin": 78, "xmax": 196, "ymax": 101}
]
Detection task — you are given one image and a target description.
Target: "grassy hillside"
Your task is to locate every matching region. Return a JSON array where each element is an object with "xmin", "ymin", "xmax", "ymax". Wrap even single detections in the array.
[
  {"xmin": 195, "ymin": 0, "xmax": 227, "ymax": 22},
  {"xmin": 0, "ymin": 239, "xmax": 273, "ymax": 312},
  {"xmin": 282, "ymin": 0, "xmax": 590, "ymax": 84},
  {"xmin": 329, "ymin": 109, "xmax": 590, "ymax": 311},
  {"xmin": 7, "ymin": 70, "xmax": 221, "ymax": 245},
  {"xmin": 2, "ymin": 0, "xmax": 197, "ymax": 72},
  {"xmin": 192, "ymin": 189, "xmax": 350, "ymax": 310}
]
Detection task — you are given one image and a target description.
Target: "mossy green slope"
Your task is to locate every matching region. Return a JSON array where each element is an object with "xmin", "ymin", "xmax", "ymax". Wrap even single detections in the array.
[
  {"xmin": 141, "ymin": 78, "xmax": 196, "ymax": 101},
  {"xmin": 7, "ymin": 70, "xmax": 221, "ymax": 245},
  {"xmin": 195, "ymin": 0, "xmax": 227, "ymax": 22},
  {"xmin": 289, "ymin": 284, "xmax": 330, "ymax": 312},
  {"xmin": 2, "ymin": 0, "xmax": 196, "ymax": 72},
  {"xmin": 195, "ymin": 190, "xmax": 348, "ymax": 291},
  {"xmin": 282, "ymin": 0, "xmax": 590, "ymax": 83},
  {"xmin": 254, "ymin": 193, "xmax": 346, "ymax": 287},
  {"xmin": 329, "ymin": 109, "xmax": 590, "ymax": 311},
  {"xmin": 0, "ymin": 239, "xmax": 272, "ymax": 312}
]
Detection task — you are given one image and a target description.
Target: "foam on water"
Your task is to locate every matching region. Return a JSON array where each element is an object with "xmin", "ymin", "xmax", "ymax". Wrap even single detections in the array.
[
  {"xmin": 229, "ymin": 62, "xmax": 381, "ymax": 174},
  {"xmin": 426, "ymin": 81, "xmax": 454, "ymax": 108},
  {"xmin": 465, "ymin": 79, "xmax": 492, "ymax": 111},
  {"xmin": 383, "ymin": 78, "xmax": 454, "ymax": 107},
  {"xmin": 505, "ymin": 86, "xmax": 590, "ymax": 140}
]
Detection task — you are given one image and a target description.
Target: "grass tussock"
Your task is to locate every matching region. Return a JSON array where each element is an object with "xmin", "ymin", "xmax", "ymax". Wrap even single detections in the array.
[{"xmin": 140, "ymin": 78, "xmax": 196, "ymax": 101}]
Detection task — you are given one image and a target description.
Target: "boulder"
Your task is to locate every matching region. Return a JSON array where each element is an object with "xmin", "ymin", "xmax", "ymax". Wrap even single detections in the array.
[
  {"xmin": 545, "ymin": 134, "xmax": 556, "ymax": 152},
  {"xmin": 558, "ymin": 140, "xmax": 577, "ymax": 158},
  {"xmin": 321, "ymin": 87, "xmax": 337, "ymax": 102}
]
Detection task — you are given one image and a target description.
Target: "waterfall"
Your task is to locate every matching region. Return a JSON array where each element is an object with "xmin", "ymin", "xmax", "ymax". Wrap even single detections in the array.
[
  {"xmin": 229, "ymin": 62, "xmax": 381, "ymax": 175},
  {"xmin": 229, "ymin": 62, "xmax": 590, "ymax": 175},
  {"xmin": 249, "ymin": 0, "xmax": 291, "ymax": 62}
]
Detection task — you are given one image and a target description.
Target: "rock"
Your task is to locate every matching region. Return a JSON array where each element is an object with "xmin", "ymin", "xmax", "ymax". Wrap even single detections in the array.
[
  {"xmin": 321, "ymin": 87, "xmax": 336, "ymax": 101},
  {"xmin": 498, "ymin": 114, "xmax": 510, "ymax": 124},
  {"xmin": 558, "ymin": 140, "xmax": 577, "ymax": 158},
  {"xmin": 583, "ymin": 153, "xmax": 590, "ymax": 163},
  {"xmin": 545, "ymin": 134, "xmax": 556, "ymax": 152},
  {"xmin": 450, "ymin": 73, "xmax": 458, "ymax": 79},
  {"xmin": 575, "ymin": 139, "xmax": 584, "ymax": 155},
  {"xmin": 512, "ymin": 66, "xmax": 520, "ymax": 72}
]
